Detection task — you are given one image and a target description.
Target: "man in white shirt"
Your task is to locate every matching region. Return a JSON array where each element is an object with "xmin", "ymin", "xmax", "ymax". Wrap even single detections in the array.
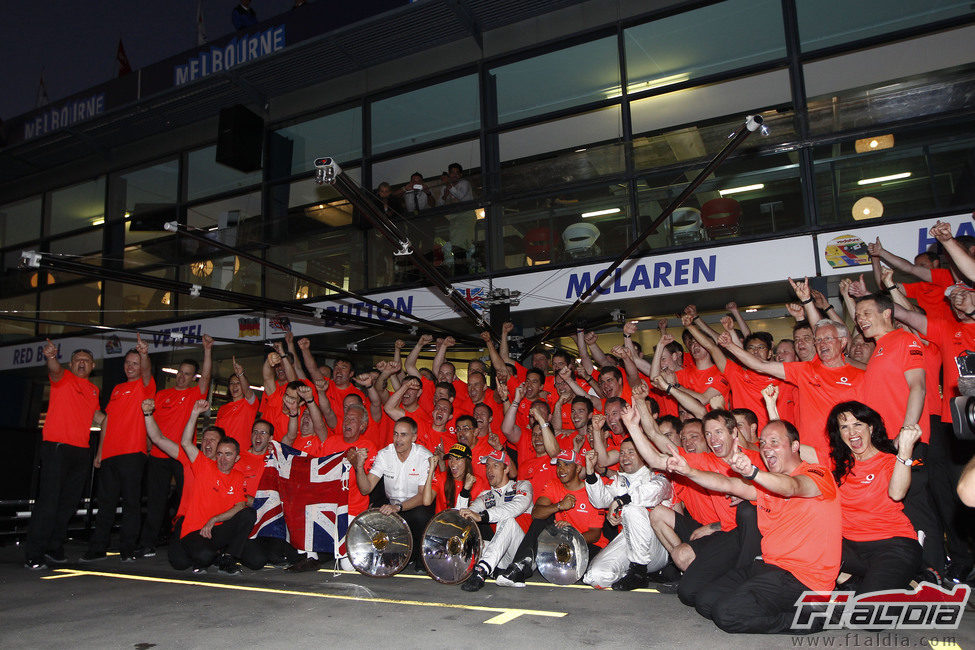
[{"xmin": 353, "ymin": 416, "xmax": 433, "ymax": 570}]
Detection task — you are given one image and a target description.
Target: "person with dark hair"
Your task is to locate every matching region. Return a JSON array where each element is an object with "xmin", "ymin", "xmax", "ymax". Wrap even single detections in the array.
[
  {"xmin": 438, "ymin": 162, "xmax": 473, "ymax": 205},
  {"xmin": 496, "ymin": 449, "xmax": 606, "ymax": 587},
  {"xmin": 24, "ymin": 342, "xmax": 103, "ymax": 569},
  {"xmin": 773, "ymin": 339, "xmax": 797, "ymax": 363},
  {"xmin": 144, "ymin": 398, "xmax": 253, "ymax": 573},
  {"xmin": 396, "ymin": 172, "xmax": 435, "ymax": 212},
  {"xmin": 138, "ymin": 335, "xmax": 213, "ymax": 556},
  {"xmin": 375, "ymin": 181, "xmax": 404, "ymax": 216},
  {"xmin": 236, "ymin": 419, "xmax": 274, "ymax": 496},
  {"xmin": 83, "ymin": 336, "xmax": 155, "ymax": 562},
  {"xmin": 668, "ymin": 419, "xmax": 841, "ymax": 634},
  {"xmin": 353, "ymin": 416, "xmax": 434, "ymax": 570},
  {"xmin": 792, "ymin": 323, "xmax": 816, "ymax": 362},
  {"xmin": 215, "ymin": 355, "xmax": 259, "ymax": 452},
  {"xmin": 825, "ymin": 401, "xmax": 922, "ymax": 593},
  {"xmin": 422, "ymin": 443, "xmax": 481, "ymax": 512},
  {"xmin": 869, "ymin": 235, "xmax": 959, "ymax": 321},
  {"xmin": 731, "ymin": 408, "xmax": 759, "ymax": 449}
]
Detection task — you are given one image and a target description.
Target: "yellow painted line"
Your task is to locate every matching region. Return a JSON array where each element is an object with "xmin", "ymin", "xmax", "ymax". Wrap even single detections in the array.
[
  {"xmin": 41, "ymin": 570, "xmax": 87, "ymax": 580},
  {"xmin": 319, "ymin": 568, "xmax": 661, "ymax": 592},
  {"xmin": 927, "ymin": 643, "xmax": 961, "ymax": 650},
  {"xmin": 45, "ymin": 569, "xmax": 566, "ymax": 625}
]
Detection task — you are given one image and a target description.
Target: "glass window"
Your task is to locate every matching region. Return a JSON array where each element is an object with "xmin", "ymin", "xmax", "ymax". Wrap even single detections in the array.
[
  {"xmin": 491, "ymin": 37, "xmax": 620, "ymax": 124},
  {"xmin": 267, "ymin": 229, "xmax": 365, "ymax": 301},
  {"xmin": 368, "ymin": 208, "xmax": 485, "ymax": 287},
  {"xmin": 179, "ymin": 254, "xmax": 262, "ymax": 317},
  {"xmin": 186, "ymin": 191, "xmax": 262, "ymax": 246},
  {"xmin": 111, "ymin": 160, "xmax": 180, "ymax": 246},
  {"xmin": 804, "ymin": 26, "xmax": 975, "ymax": 99},
  {"xmin": 624, "ymin": 0, "xmax": 785, "ymax": 94},
  {"xmin": 49, "ymin": 177, "xmax": 105, "ymax": 236},
  {"xmin": 499, "ymin": 107, "xmax": 622, "ymax": 194},
  {"xmin": 371, "ymin": 75, "xmax": 479, "ymax": 155},
  {"xmin": 812, "ymin": 126, "xmax": 975, "ymax": 225},
  {"xmin": 49, "ymin": 230, "xmax": 104, "ymax": 266},
  {"xmin": 372, "ymin": 141, "xmax": 481, "ymax": 209},
  {"xmin": 797, "ymin": 0, "xmax": 973, "ymax": 52},
  {"xmin": 630, "ymin": 69, "xmax": 791, "ymax": 140},
  {"xmin": 39, "ymin": 280, "xmax": 101, "ymax": 334},
  {"xmin": 0, "ymin": 294, "xmax": 36, "ymax": 341},
  {"xmin": 637, "ymin": 152, "xmax": 804, "ymax": 250},
  {"xmin": 497, "ymin": 185, "xmax": 631, "ymax": 270},
  {"xmin": 186, "ymin": 145, "xmax": 261, "ymax": 201},
  {"xmin": 269, "ymin": 107, "xmax": 362, "ymax": 178},
  {"xmin": 104, "ymin": 268, "xmax": 175, "ymax": 325},
  {"xmin": 0, "ymin": 196, "xmax": 42, "ymax": 247}
]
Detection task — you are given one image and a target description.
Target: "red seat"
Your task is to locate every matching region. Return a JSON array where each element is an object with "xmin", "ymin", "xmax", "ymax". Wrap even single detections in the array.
[
  {"xmin": 524, "ymin": 227, "xmax": 554, "ymax": 263},
  {"xmin": 701, "ymin": 197, "xmax": 741, "ymax": 238}
]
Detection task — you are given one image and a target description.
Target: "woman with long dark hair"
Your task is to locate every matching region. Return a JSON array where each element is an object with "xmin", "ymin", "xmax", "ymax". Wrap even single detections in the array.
[
  {"xmin": 826, "ymin": 400, "xmax": 922, "ymax": 593},
  {"xmin": 422, "ymin": 443, "xmax": 481, "ymax": 512}
]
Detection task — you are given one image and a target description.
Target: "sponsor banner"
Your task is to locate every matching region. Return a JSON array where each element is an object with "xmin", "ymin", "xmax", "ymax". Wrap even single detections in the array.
[
  {"xmin": 817, "ymin": 212, "xmax": 975, "ymax": 276},
  {"xmin": 0, "ymin": 235, "xmax": 817, "ymax": 371}
]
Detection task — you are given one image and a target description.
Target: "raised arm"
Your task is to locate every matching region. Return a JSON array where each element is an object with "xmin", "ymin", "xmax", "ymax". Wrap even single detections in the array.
[
  {"xmin": 576, "ymin": 329, "xmax": 595, "ymax": 376},
  {"xmin": 262, "ymin": 351, "xmax": 279, "ymax": 395},
  {"xmin": 682, "ymin": 310, "xmax": 727, "ymax": 372},
  {"xmin": 500, "ymin": 382, "xmax": 527, "ymax": 443},
  {"xmin": 868, "ymin": 237, "xmax": 933, "ymax": 283},
  {"xmin": 717, "ymin": 332, "xmax": 786, "ymax": 380},
  {"xmin": 283, "ymin": 331, "xmax": 307, "ymax": 381},
  {"xmin": 619, "ymin": 404, "xmax": 669, "ymax": 471},
  {"xmin": 297, "ymin": 384, "xmax": 327, "ymax": 441},
  {"xmin": 382, "ymin": 379, "xmax": 413, "ymax": 421},
  {"xmin": 351, "ymin": 448, "xmax": 381, "ymax": 495},
  {"xmin": 231, "ymin": 356, "xmax": 255, "ymax": 404},
  {"xmin": 889, "ymin": 424, "xmax": 921, "ymax": 501},
  {"xmin": 932, "ymin": 221, "xmax": 975, "ymax": 283},
  {"xmin": 585, "ymin": 331, "xmax": 611, "ymax": 368},
  {"xmin": 312, "ymin": 378, "xmax": 338, "ymax": 430},
  {"xmin": 142, "ymin": 399, "xmax": 179, "ymax": 459},
  {"xmin": 531, "ymin": 404, "xmax": 560, "ymax": 458},
  {"xmin": 180, "ymin": 399, "xmax": 210, "ymax": 463},
  {"xmin": 404, "ymin": 334, "xmax": 433, "ymax": 379},
  {"xmin": 591, "ymin": 414, "xmax": 619, "ymax": 469},
  {"xmin": 431, "ymin": 336, "xmax": 454, "ymax": 378},
  {"xmin": 788, "ymin": 277, "xmax": 821, "ymax": 326},
  {"xmin": 199, "ymin": 334, "xmax": 213, "ymax": 392},
  {"xmin": 726, "ymin": 301, "xmax": 751, "ymax": 337},
  {"xmin": 296, "ymin": 337, "xmax": 325, "ymax": 384},
  {"xmin": 666, "ymin": 445, "xmax": 757, "ymax": 500},
  {"xmin": 135, "ymin": 334, "xmax": 152, "ymax": 385},
  {"xmin": 652, "ymin": 372, "xmax": 707, "ymax": 419},
  {"xmin": 42, "ymin": 339, "xmax": 65, "ymax": 382},
  {"xmin": 621, "ymin": 321, "xmax": 654, "ymax": 377}
]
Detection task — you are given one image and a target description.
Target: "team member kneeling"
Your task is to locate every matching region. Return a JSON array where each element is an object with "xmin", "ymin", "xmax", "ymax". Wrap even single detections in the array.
[
  {"xmin": 826, "ymin": 401, "xmax": 923, "ymax": 593},
  {"xmin": 667, "ymin": 419, "xmax": 841, "ymax": 634}
]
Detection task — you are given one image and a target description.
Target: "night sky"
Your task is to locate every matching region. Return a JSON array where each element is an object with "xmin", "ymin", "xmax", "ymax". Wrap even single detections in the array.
[{"xmin": 1, "ymin": 0, "xmax": 296, "ymax": 122}]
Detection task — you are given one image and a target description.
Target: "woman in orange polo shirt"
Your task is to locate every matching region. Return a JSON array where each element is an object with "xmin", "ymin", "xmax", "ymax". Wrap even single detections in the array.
[{"xmin": 826, "ymin": 401, "xmax": 922, "ymax": 594}]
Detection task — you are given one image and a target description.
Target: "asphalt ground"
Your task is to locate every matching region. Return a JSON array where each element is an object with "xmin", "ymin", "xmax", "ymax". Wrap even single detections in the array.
[{"xmin": 2, "ymin": 540, "xmax": 974, "ymax": 649}]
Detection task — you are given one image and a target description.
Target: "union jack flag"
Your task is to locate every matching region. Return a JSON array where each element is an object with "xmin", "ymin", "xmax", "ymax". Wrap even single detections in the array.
[
  {"xmin": 251, "ymin": 442, "xmax": 350, "ymax": 557},
  {"xmin": 463, "ymin": 287, "xmax": 485, "ymax": 310}
]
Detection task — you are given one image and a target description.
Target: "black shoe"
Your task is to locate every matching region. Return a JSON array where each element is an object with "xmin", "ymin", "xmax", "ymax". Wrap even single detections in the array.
[
  {"xmin": 134, "ymin": 546, "xmax": 156, "ymax": 558},
  {"xmin": 612, "ymin": 562, "xmax": 650, "ymax": 591},
  {"xmin": 191, "ymin": 566, "xmax": 208, "ymax": 574},
  {"xmin": 120, "ymin": 552, "xmax": 137, "ymax": 562},
  {"xmin": 944, "ymin": 560, "xmax": 974, "ymax": 584},
  {"xmin": 80, "ymin": 550, "xmax": 107, "ymax": 562},
  {"xmin": 287, "ymin": 557, "xmax": 321, "ymax": 573},
  {"xmin": 43, "ymin": 549, "xmax": 67, "ymax": 564},
  {"xmin": 650, "ymin": 561, "xmax": 682, "ymax": 582},
  {"xmin": 461, "ymin": 567, "xmax": 487, "ymax": 592},
  {"xmin": 217, "ymin": 556, "xmax": 242, "ymax": 575},
  {"xmin": 24, "ymin": 558, "xmax": 47, "ymax": 570}
]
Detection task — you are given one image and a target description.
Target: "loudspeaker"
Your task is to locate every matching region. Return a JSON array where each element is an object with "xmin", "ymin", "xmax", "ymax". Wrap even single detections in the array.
[{"xmin": 216, "ymin": 104, "xmax": 263, "ymax": 172}]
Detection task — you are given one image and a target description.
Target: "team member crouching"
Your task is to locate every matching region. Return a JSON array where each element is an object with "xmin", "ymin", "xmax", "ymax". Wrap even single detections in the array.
[
  {"xmin": 583, "ymin": 438, "xmax": 673, "ymax": 590},
  {"xmin": 458, "ymin": 450, "xmax": 533, "ymax": 592},
  {"xmin": 496, "ymin": 449, "xmax": 605, "ymax": 587},
  {"xmin": 826, "ymin": 401, "xmax": 923, "ymax": 593},
  {"xmin": 667, "ymin": 420, "xmax": 841, "ymax": 634}
]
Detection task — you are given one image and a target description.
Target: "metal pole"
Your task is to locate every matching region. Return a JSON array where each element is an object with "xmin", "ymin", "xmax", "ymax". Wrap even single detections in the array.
[
  {"xmin": 525, "ymin": 114, "xmax": 767, "ymax": 350},
  {"xmin": 165, "ymin": 221, "xmax": 476, "ymax": 342}
]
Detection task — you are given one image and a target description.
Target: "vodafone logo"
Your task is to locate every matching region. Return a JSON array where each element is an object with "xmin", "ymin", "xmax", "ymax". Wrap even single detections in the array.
[
  {"xmin": 860, "ymin": 473, "xmax": 875, "ymax": 484},
  {"xmin": 837, "ymin": 376, "xmax": 852, "ymax": 386}
]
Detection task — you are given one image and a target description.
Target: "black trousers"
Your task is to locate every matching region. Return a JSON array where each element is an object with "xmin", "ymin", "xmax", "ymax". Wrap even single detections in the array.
[
  {"xmin": 88, "ymin": 452, "xmax": 146, "ymax": 556},
  {"xmin": 170, "ymin": 508, "xmax": 257, "ymax": 570},
  {"xmin": 696, "ymin": 559, "xmax": 817, "ymax": 634},
  {"xmin": 679, "ymin": 501, "xmax": 762, "ymax": 607},
  {"xmin": 139, "ymin": 456, "xmax": 183, "ymax": 548},
  {"xmin": 841, "ymin": 536, "xmax": 922, "ymax": 594},
  {"xmin": 900, "ymin": 439, "xmax": 946, "ymax": 572},
  {"xmin": 24, "ymin": 441, "xmax": 91, "ymax": 560},
  {"xmin": 927, "ymin": 419, "xmax": 975, "ymax": 567},
  {"xmin": 400, "ymin": 505, "xmax": 434, "ymax": 564},
  {"xmin": 241, "ymin": 537, "xmax": 302, "ymax": 570}
]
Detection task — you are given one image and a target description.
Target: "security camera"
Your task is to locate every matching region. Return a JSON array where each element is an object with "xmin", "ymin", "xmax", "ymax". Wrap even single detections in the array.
[{"xmin": 314, "ymin": 157, "xmax": 342, "ymax": 185}]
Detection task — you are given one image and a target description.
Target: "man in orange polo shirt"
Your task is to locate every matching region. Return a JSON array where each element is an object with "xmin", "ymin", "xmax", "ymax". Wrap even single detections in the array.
[
  {"xmin": 83, "ymin": 336, "xmax": 155, "ymax": 562},
  {"xmin": 667, "ymin": 420, "xmax": 841, "ymax": 634},
  {"xmin": 496, "ymin": 449, "xmax": 606, "ymax": 587},
  {"xmin": 138, "ymin": 334, "xmax": 213, "ymax": 557},
  {"xmin": 24, "ymin": 341, "xmax": 103, "ymax": 569}
]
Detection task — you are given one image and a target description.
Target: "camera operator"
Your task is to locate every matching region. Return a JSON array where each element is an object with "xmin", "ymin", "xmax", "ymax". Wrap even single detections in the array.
[{"xmin": 396, "ymin": 172, "xmax": 434, "ymax": 212}]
